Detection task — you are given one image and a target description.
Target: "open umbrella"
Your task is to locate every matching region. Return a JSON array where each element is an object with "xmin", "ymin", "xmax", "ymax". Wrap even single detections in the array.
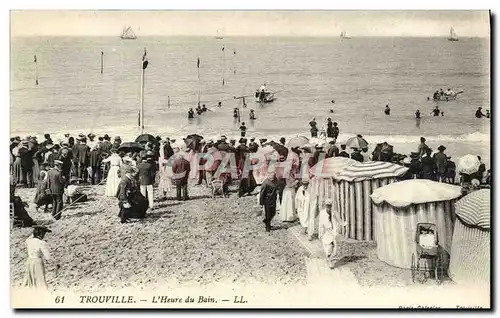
[
  {"xmin": 457, "ymin": 154, "xmax": 481, "ymax": 175},
  {"xmin": 135, "ymin": 134, "xmax": 157, "ymax": 144},
  {"xmin": 286, "ymin": 136, "xmax": 309, "ymax": 149},
  {"xmin": 118, "ymin": 142, "xmax": 144, "ymax": 153},
  {"xmin": 345, "ymin": 135, "xmax": 369, "ymax": 150},
  {"xmin": 262, "ymin": 141, "xmax": 288, "ymax": 158},
  {"xmin": 184, "ymin": 134, "xmax": 204, "ymax": 151}
]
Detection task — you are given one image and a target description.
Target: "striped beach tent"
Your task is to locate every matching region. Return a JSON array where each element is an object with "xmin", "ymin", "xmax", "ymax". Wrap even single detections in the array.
[
  {"xmin": 306, "ymin": 157, "xmax": 358, "ymax": 239},
  {"xmin": 370, "ymin": 179, "xmax": 462, "ymax": 269},
  {"xmin": 449, "ymin": 189, "xmax": 490, "ymax": 285},
  {"xmin": 333, "ymin": 161, "xmax": 409, "ymax": 241}
]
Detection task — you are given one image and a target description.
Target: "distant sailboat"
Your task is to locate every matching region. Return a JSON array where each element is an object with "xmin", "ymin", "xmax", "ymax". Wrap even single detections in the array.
[
  {"xmin": 448, "ymin": 26, "xmax": 459, "ymax": 42},
  {"xmin": 215, "ymin": 30, "xmax": 223, "ymax": 40},
  {"xmin": 340, "ymin": 31, "xmax": 351, "ymax": 40},
  {"xmin": 120, "ymin": 26, "xmax": 137, "ymax": 40}
]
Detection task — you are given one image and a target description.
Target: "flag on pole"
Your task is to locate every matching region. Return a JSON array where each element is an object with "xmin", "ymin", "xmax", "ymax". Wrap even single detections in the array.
[
  {"xmin": 34, "ymin": 55, "xmax": 37, "ymax": 63},
  {"xmin": 142, "ymin": 47, "xmax": 147, "ymax": 61},
  {"xmin": 197, "ymin": 57, "xmax": 200, "ymax": 69}
]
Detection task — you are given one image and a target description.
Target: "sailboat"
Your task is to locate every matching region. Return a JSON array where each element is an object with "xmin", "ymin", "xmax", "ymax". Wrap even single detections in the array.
[
  {"xmin": 215, "ymin": 30, "xmax": 223, "ymax": 40},
  {"xmin": 448, "ymin": 26, "xmax": 459, "ymax": 42},
  {"xmin": 120, "ymin": 26, "xmax": 137, "ymax": 40},
  {"xmin": 340, "ymin": 31, "xmax": 351, "ymax": 40}
]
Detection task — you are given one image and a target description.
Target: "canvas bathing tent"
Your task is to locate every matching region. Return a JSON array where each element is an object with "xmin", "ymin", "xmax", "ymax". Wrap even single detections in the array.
[
  {"xmin": 306, "ymin": 157, "xmax": 358, "ymax": 238},
  {"xmin": 449, "ymin": 189, "xmax": 490, "ymax": 285},
  {"xmin": 333, "ymin": 161, "xmax": 409, "ymax": 241},
  {"xmin": 370, "ymin": 179, "xmax": 462, "ymax": 269}
]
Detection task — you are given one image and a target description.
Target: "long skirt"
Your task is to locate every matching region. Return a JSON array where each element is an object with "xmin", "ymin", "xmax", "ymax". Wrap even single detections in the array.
[
  {"xmin": 24, "ymin": 257, "xmax": 47, "ymax": 289},
  {"xmin": 105, "ymin": 166, "xmax": 121, "ymax": 197},
  {"xmin": 280, "ymin": 187, "xmax": 297, "ymax": 222},
  {"xmin": 34, "ymin": 183, "xmax": 51, "ymax": 207},
  {"xmin": 158, "ymin": 165, "xmax": 172, "ymax": 196},
  {"xmin": 118, "ymin": 193, "xmax": 148, "ymax": 220},
  {"xmin": 12, "ymin": 157, "xmax": 23, "ymax": 184},
  {"xmin": 32, "ymin": 159, "xmax": 40, "ymax": 185}
]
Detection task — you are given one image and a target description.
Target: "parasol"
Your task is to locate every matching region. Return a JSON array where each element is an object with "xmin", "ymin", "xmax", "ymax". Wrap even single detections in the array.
[
  {"xmin": 135, "ymin": 134, "xmax": 157, "ymax": 144},
  {"xmin": 118, "ymin": 142, "xmax": 144, "ymax": 153},
  {"xmin": 345, "ymin": 135, "xmax": 369, "ymax": 150},
  {"xmin": 286, "ymin": 136, "xmax": 309, "ymax": 149},
  {"xmin": 262, "ymin": 141, "xmax": 288, "ymax": 158},
  {"xmin": 457, "ymin": 154, "xmax": 481, "ymax": 175},
  {"xmin": 185, "ymin": 134, "xmax": 204, "ymax": 151}
]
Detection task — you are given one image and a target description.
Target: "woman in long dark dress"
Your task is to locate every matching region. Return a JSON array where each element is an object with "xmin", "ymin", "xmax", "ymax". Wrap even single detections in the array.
[{"xmin": 117, "ymin": 166, "xmax": 148, "ymax": 223}]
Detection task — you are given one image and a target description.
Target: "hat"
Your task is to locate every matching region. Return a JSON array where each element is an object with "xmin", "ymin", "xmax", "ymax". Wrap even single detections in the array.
[
  {"xmin": 230, "ymin": 139, "xmax": 236, "ymax": 143},
  {"xmin": 302, "ymin": 179, "xmax": 310, "ymax": 184},
  {"xmin": 45, "ymin": 143, "xmax": 54, "ymax": 149},
  {"xmin": 15, "ymin": 136, "xmax": 21, "ymax": 141},
  {"xmin": 239, "ymin": 138, "xmax": 247, "ymax": 144},
  {"xmin": 104, "ymin": 134, "xmax": 110, "ymax": 139},
  {"xmin": 146, "ymin": 151, "xmax": 154, "ymax": 157},
  {"xmin": 54, "ymin": 160, "xmax": 63, "ymax": 166},
  {"xmin": 325, "ymin": 199, "xmax": 333, "ymax": 205},
  {"xmin": 115, "ymin": 136, "xmax": 121, "ymax": 140},
  {"xmin": 250, "ymin": 137, "xmax": 255, "ymax": 141},
  {"xmin": 88, "ymin": 133, "xmax": 96, "ymax": 138},
  {"xmin": 64, "ymin": 133, "xmax": 70, "ymax": 137},
  {"xmin": 438, "ymin": 145, "xmax": 446, "ymax": 151},
  {"xmin": 61, "ymin": 148, "xmax": 69, "ymax": 154},
  {"xmin": 78, "ymin": 133, "xmax": 85, "ymax": 138},
  {"xmin": 170, "ymin": 139, "xmax": 176, "ymax": 143},
  {"xmin": 220, "ymin": 135, "xmax": 227, "ymax": 141}
]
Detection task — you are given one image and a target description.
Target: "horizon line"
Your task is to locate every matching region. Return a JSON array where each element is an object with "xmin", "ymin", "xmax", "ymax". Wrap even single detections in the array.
[{"xmin": 11, "ymin": 34, "xmax": 489, "ymax": 38}]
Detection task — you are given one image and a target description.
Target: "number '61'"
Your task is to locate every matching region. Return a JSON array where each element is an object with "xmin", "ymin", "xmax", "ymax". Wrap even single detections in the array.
[{"xmin": 55, "ymin": 296, "xmax": 65, "ymax": 303}]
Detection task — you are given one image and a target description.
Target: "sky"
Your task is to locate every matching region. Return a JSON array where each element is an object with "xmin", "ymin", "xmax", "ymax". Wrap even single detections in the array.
[{"xmin": 10, "ymin": 10, "xmax": 490, "ymax": 37}]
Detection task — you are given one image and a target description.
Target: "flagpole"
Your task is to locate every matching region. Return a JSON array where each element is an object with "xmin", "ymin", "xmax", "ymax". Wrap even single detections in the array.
[
  {"xmin": 34, "ymin": 55, "xmax": 38, "ymax": 85},
  {"xmin": 100, "ymin": 51, "xmax": 104, "ymax": 74},
  {"xmin": 222, "ymin": 46, "xmax": 225, "ymax": 86},
  {"xmin": 197, "ymin": 57, "xmax": 201, "ymax": 107},
  {"xmin": 140, "ymin": 48, "xmax": 148, "ymax": 134}
]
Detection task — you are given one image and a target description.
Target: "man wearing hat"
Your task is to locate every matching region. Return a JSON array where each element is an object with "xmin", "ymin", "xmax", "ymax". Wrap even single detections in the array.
[
  {"xmin": 100, "ymin": 134, "xmax": 112, "ymax": 154},
  {"xmin": 113, "ymin": 136, "xmax": 122, "ymax": 150},
  {"xmin": 89, "ymin": 144, "xmax": 103, "ymax": 185},
  {"xmin": 46, "ymin": 160, "xmax": 66, "ymax": 220},
  {"xmin": 75, "ymin": 136, "xmax": 90, "ymax": 183},
  {"xmin": 172, "ymin": 151, "xmax": 191, "ymax": 201},
  {"xmin": 58, "ymin": 147, "xmax": 73, "ymax": 192},
  {"xmin": 196, "ymin": 140, "xmax": 209, "ymax": 186},
  {"xmin": 259, "ymin": 172, "xmax": 278, "ymax": 232},
  {"xmin": 137, "ymin": 151, "xmax": 156, "ymax": 210},
  {"xmin": 248, "ymin": 137, "xmax": 259, "ymax": 153},
  {"xmin": 433, "ymin": 145, "xmax": 448, "ymax": 183},
  {"xmin": 19, "ymin": 139, "xmax": 35, "ymax": 188},
  {"xmin": 326, "ymin": 140, "xmax": 339, "ymax": 158},
  {"xmin": 350, "ymin": 147, "xmax": 364, "ymax": 163}
]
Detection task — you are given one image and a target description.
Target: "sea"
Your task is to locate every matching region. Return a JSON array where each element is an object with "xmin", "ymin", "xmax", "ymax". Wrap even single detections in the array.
[{"xmin": 10, "ymin": 36, "xmax": 491, "ymax": 166}]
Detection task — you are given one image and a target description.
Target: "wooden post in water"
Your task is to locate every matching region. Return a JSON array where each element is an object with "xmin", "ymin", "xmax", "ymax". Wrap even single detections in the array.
[
  {"xmin": 100, "ymin": 51, "xmax": 104, "ymax": 74},
  {"xmin": 168, "ymin": 95, "xmax": 170, "ymax": 109},
  {"xmin": 34, "ymin": 55, "xmax": 38, "ymax": 85},
  {"xmin": 197, "ymin": 57, "xmax": 201, "ymax": 107}
]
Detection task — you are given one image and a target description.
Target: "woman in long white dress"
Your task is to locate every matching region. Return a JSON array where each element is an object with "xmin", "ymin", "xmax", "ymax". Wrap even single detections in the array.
[
  {"xmin": 280, "ymin": 176, "xmax": 299, "ymax": 222},
  {"xmin": 24, "ymin": 226, "xmax": 52, "ymax": 289},
  {"xmin": 157, "ymin": 145, "xmax": 172, "ymax": 199},
  {"xmin": 102, "ymin": 149, "xmax": 122, "ymax": 197}
]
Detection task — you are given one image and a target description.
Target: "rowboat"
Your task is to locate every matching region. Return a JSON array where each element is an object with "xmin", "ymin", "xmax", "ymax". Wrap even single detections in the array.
[
  {"xmin": 432, "ymin": 91, "xmax": 463, "ymax": 102},
  {"xmin": 255, "ymin": 90, "xmax": 275, "ymax": 103}
]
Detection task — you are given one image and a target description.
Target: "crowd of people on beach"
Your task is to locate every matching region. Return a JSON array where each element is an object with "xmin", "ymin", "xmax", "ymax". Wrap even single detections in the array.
[{"xmin": 10, "ymin": 121, "xmax": 491, "ymax": 289}]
